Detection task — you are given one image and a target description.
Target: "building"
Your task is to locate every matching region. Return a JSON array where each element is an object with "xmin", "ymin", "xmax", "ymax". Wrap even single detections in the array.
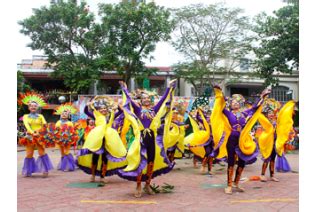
[{"xmin": 18, "ymin": 55, "xmax": 299, "ymax": 103}]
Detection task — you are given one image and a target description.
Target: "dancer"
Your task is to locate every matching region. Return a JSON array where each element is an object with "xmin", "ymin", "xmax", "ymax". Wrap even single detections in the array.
[
  {"xmin": 166, "ymin": 101, "xmax": 186, "ymax": 163},
  {"xmin": 184, "ymin": 108, "xmax": 213, "ymax": 174},
  {"xmin": 77, "ymin": 96, "xmax": 127, "ymax": 184},
  {"xmin": 258, "ymin": 99, "xmax": 296, "ymax": 182},
  {"xmin": 19, "ymin": 92, "xmax": 54, "ymax": 177},
  {"xmin": 212, "ymin": 85, "xmax": 270, "ymax": 194},
  {"xmin": 118, "ymin": 80, "xmax": 176, "ymax": 198},
  {"xmin": 54, "ymin": 103, "xmax": 78, "ymax": 172}
]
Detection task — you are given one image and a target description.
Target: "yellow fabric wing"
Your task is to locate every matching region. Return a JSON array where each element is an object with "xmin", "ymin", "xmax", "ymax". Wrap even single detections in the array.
[
  {"xmin": 210, "ymin": 88, "xmax": 231, "ymax": 159},
  {"xmin": 122, "ymin": 110, "xmax": 142, "ymax": 172},
  {"xmin": 275, "ymin": 101, "xmax": 295, "ymax": 156},
  {"xmin": 239, "ymin": 106, "xmax": 263, "ymax": 155},
  {"xmin": 104, "ymin": 127, "xmax": 127, "ymax": 158},
  {"xmin": 258, "ymin": 113, "xmax": 275, "ymax": 159}
]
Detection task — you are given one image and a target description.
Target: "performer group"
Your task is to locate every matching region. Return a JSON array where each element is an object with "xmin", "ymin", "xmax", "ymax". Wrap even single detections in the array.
[{"xmin": 18, "ymin": 80, "xmax": 297, "ymax": 197}]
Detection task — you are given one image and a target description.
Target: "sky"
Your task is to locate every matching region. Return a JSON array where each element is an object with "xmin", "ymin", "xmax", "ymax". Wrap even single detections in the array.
[{"xmin": 14, "ymin": 0, "xmax": 286, "ymax": 66}]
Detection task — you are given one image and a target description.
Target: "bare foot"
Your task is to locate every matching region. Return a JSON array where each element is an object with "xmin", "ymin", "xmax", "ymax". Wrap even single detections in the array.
[
  {"xmin": 233, "ymin": 184, "xmax": 245, "ymax": 192},
  {"xmin": 270, "ymin": 176, "xmax": 279, "ymax": 182},
  {"xmin": 260, "ymin": 175, "xmax": 267, "ymax": 182},
  {"xmin": 224, "ymin": 186, "xmax": 232, "ymax": 194},
  {"xmin": 134, "ymin": 185, "xmax": 142, "ymax": 198}
]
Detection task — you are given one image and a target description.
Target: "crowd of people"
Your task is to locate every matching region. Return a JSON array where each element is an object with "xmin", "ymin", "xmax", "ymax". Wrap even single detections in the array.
[{"xmin": 17, "ymin": 81, "xmax": 297, "ymax": 197}]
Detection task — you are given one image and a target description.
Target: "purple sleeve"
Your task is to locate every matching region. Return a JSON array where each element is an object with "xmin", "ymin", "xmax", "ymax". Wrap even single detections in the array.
[
  {"xmin": 242, "ymin": 97, "xmax": 264, "ymax": 118},
  {"xmin": 222, "ymin": 108, "xmax": 232, "ymax": 121},
  {"xmin": 114, "ymin": 107, "xmax": 123, "ymax": 119},
  {"xmin": 121, "ymin": 86, "xmax": 141, "ymax": 115},
  {"xmin": 196, "ymin": 112, "xmax": 203, "ymax": 124},
  {"xmin": 84, "ymin": 106, "xmax": 94, "ymax": 119},
  {"xmin": 153, "ymin": 86, "xmax": 174, "ymax": 113}
]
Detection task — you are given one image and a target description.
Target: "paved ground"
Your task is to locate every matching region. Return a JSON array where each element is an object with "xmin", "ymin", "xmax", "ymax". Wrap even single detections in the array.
[{"xmin": 17, "ymin": 147, "xmax": 299, "ymax": 212}]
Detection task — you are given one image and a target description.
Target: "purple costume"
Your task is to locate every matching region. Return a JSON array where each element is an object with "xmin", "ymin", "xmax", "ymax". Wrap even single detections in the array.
[{"xmin": 118, "ymin": 84, "xmax": 175, "ymax": 182}]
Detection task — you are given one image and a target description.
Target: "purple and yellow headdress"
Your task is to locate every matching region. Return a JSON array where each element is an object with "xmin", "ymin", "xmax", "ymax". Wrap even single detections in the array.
[
  {"xmin": 19, "ymin": 91, "xmax": 47, "ymax": 107},
  {"xmin": 172, "ymin": 99, "xmax": 186, "ymax": 115},
  {"xmin": 133, "ymin": 89, "xmax": 159, "ymax": 105},
  {"xmin": 231, "ymin": 94, "xmax": 245, "ymax": 104},
  {"xmin": 91, "ymin": 96, "xmax": 115, "ymax": 111},
  {"xmin": 54, "ymin": 102, "xmax": 78, "ymax": 115},
  {"xmin": 226, "ymin": 94, "xmax": 245, "ymax": 109},
  {"xmin": 263, "ymin": 98, "xmax": 281, "ymax": 115}
]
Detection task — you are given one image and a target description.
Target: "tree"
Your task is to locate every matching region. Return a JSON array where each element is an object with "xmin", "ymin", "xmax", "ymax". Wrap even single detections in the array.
[
  {"xmin": 19, "ymin": 0, "xmax": 102, "ymax": 93},
  {"xmin": 17, "ymin": 70, "xmax": 32, "ymax": 93},
  {"xmin": 17, "ymin": 70, "xmax": 32, "ymax": 115},
  {"xmin": 252, "ymin": 4, "xmax": 299, "ymax": 86},
  {"xmin": 97, "ymin": 2, "xmax": 174, "ymax": 86},
  {"xmin": 171, "ymin": 3, "xmax": 253, "ymax": 95}
]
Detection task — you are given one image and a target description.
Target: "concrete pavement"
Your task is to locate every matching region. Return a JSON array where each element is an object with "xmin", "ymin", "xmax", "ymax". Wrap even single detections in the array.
[{"xmin": 17, "ymin": 148, "xmax": 299, "ymax": 211}]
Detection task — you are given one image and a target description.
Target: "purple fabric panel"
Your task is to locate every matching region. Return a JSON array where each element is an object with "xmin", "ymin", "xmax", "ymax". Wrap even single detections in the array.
[
  {"xmin": 275, "ymin": 154, "xmax": 291, "ymax": 172},
  {"xmin": 235, "ymin": 145, "xmax": 259, "ymax": 163},
  {"xmin": 77, "ymin": 147, "xmax": 105, "ymax": 156},
  {"xmin": 121, "ymin": 86, "xmax": 141, "ymax": 115},
  {"xmin": 58, "ymin": 154, "xmax": 76, "ymax": 171},
  {"xmin": 22, "ymin": 157, "xmax": 39, "ymax": 176},
  {"xmin": 36, "ymin": 154, "xmax": 54, "ymax": 173},
  {"xmin": 84, "ymin": 106, "xmax": 94, "ymax": 119},
  {"xmin": 245, "ymin": 157, "xmax": 257, "ymax": 165},
  {"xmin": 117, "ymin": 146, "xmax": 148, "ymax": 181},
  {"xmin": 105, "ymin": 152, "xmax": 126, "ymax": 162},
  {"xmin": 153, "ymin": 87, "xmax": 172, "ymax": 113}
]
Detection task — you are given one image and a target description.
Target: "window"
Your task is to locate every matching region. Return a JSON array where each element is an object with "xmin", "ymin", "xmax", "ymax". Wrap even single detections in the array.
[
  {"xmin": 269, "ymin": 86, "xmax": 293, "ymax": 103},
  {"xmin": 240, "ymin": 58, "xmax": 250, "ymax": 71}
]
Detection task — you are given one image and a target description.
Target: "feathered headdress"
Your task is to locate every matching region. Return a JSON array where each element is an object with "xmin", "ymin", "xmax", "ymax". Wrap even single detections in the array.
[
  {"xmin": 132, "ymin": 89, "xmax": 159, "ymax": 104},
  {"xmin": 231, "ymin": 94, "xmax": 245, "ymax": 104},
  {"xmin": 54, "ymin": 102, "xmax": 78, "ymax": 115},
  {"xmin": 18, "ymin": 91, "xmax": 47, "ymax": 107},
  {"xmin": 263, "ymin": 98, "xmax": 281, "ymax": 114},
  {"xmin": 172, "ymin": 99, "xmax": 186, "ymax": 115},
  {"xmin": 91, "ymin": 96, "xmax": 115, "ymax": 111}
]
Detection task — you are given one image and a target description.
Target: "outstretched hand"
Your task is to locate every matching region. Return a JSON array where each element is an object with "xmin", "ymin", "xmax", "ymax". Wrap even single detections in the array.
[
  {"xmin": 260, "ymin": 88, "xmax": 271, "ymax": 99},
  {"xmin": 169, "ymin": 79, "xmax": 177, "ymax": 88},
  {"xmin": 213, "ymin": 83, "xmax": 221, "ymax": 90},
  {"xmin": 119, "ymin": 81, "xmax": 127, "ymax": 88}
]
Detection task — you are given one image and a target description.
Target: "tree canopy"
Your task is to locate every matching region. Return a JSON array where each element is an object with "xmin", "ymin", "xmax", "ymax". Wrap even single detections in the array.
[
  {"xmin": 19, "ymin": 1, "xmax": 174, "ymax": 92},
  {"xmin": 19, "ymin": 0, "xmax": 101, "ymax": 93},
  {"xmin": 97, "ymin": 2, "xmax": 174, "ymax": 85},
  {"xmin": 252, "ymin": 4, "xmax": 299, "ymax": 86},
  {"xmin": 171, "ymin": 3, "xmax": 252, "ymax": 95}
]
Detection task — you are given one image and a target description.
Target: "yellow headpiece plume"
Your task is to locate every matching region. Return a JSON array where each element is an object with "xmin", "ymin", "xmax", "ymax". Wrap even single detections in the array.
[
  {"xmin": 54, "ymin": 102, "xmax": 78, "ymax": 115},
  {"xmin": 19, "ymin": 91, "xmax": 47, "ymax": 107}
]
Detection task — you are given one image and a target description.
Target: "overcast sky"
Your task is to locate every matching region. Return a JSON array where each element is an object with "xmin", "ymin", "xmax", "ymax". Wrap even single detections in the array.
[{"xmin": 14, "ymin": 0, "xmax": 286, "ymax": 66}]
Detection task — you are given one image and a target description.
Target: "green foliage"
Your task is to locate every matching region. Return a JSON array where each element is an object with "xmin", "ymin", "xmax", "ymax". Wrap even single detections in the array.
[
  {"xmin": 19, "ymin": 0, "xmax": 101, "ymax": 93},
  {"xmin": 98, "ymin": 2, "xmax": 174, "ymax": 84},
  {"xmin": 252, "ymin": 5, "xmax": 299, "ymax": 86},
  {"xmin": 17, "ymin": 70, "xmax": 32, "ymax": 93},
  {"xmin": 171, "ymin": 3, "xmax": 253, "ymax": 95},
  {"xmin": 17, "ymin": 70, "xmax": 32, "ymax": 114}
]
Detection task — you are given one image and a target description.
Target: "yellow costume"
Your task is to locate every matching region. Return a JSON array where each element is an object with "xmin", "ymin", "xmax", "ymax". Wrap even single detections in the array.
[
  {"xmin": 77, "ymin": 108, "xmax": 127, "ymax": 176},
  {"xmin": 118, "ymin": 85, "xmax": 176, "ymax": 182},
  {"xmin": 19, "ymin": 91, "xmax": 54, "ymax": 177}
]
